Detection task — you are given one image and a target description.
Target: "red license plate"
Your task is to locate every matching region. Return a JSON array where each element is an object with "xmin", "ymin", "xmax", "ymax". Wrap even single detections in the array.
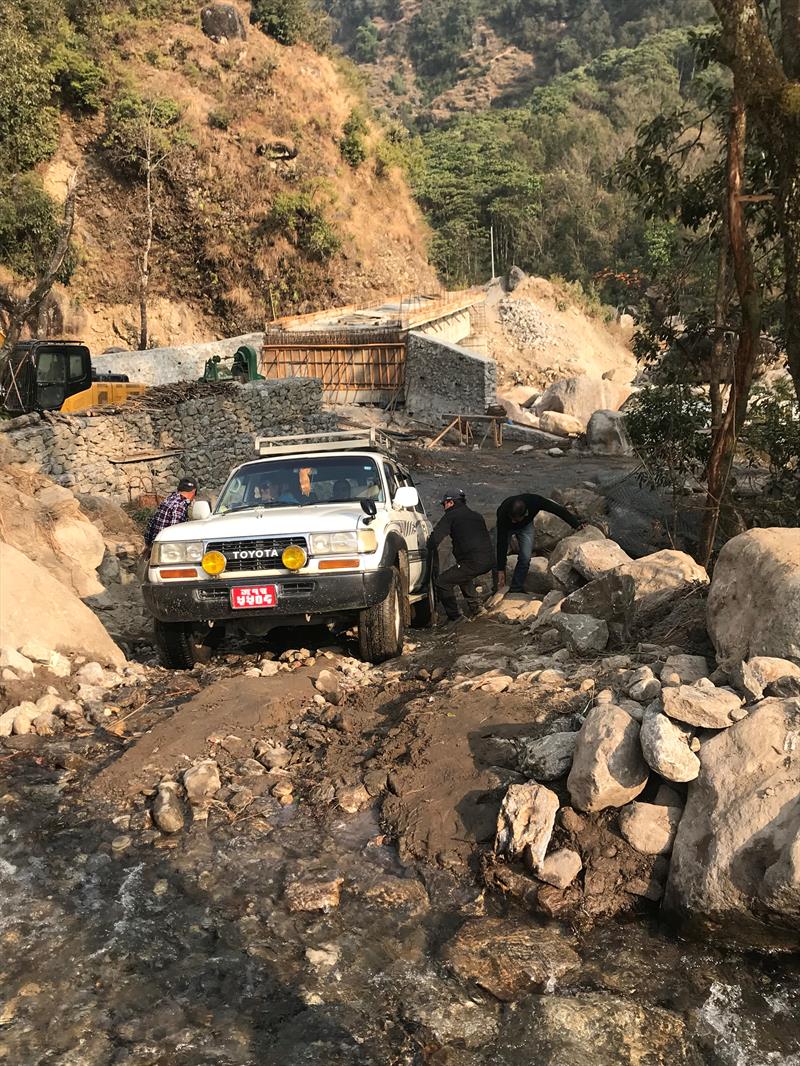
[{"xmin": 230, "ymin": 585, "xmax": 278, "ymax": 609}]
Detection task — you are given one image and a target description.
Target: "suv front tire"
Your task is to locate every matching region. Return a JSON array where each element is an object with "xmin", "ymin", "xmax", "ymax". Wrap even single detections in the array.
[{"xmin": 358, "ymin": 566, "xmax": 405, "ymax": 663}]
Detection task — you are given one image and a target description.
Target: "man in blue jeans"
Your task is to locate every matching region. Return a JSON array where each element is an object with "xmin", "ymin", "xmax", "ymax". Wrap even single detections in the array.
[{"xmin": 495, "ymin": 493, "xmax": 585, "ymax": 592}]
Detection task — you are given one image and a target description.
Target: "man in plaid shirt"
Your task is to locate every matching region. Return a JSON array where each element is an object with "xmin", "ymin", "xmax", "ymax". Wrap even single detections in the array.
[{"xmin": 144, "ymin": 477, "xmax": 198, "ymax": 549}]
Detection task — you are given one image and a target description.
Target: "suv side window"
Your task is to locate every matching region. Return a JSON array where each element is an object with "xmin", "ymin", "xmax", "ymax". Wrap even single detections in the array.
[
  {"xmin": 398, "ymin": 467, "xmax": 426, "ymax": 516},
  {"xmin": 384, "ymin": 462, "xmax": 401, "ymax": 504}
]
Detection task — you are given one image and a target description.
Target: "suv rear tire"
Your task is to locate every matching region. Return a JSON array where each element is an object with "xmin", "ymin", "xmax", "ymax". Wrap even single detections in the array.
[
  {"xmin": 358, "ymin": 566, "xmax": 405, "ymax": 663},
  {"xmin": 154, "ymin": 620, "xmax": 223, "ymax": 670}
]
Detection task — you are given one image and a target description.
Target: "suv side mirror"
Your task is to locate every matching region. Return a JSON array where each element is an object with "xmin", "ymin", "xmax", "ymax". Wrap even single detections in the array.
[
  {"xmin": 393, "ymin": 486, "xmax": 419, "ymax": 509},
  {"xmin": 190, "ymin": 500, "xmax": 212, "ymax": 520}
]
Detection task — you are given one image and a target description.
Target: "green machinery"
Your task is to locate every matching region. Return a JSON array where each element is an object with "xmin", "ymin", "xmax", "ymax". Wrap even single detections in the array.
[{"xmin": 200, "ymin": 344, "xmax": 264, "ymax": 384}]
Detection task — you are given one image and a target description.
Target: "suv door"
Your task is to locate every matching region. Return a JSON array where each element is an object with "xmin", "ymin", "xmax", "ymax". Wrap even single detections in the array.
[{"xmin": 387, "ymin": 462, "xmax": 431, "ymax": 594}]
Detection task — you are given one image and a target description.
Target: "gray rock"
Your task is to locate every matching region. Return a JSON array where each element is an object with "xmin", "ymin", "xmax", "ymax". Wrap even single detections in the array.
[
  {"xmin": 183, "ymin": 760, "xmax": 221, "ymax": 806},
  {"xmin": 402, "ymin": 981, "xmax": 499, "ymax": 1049},
  {"xmin": 640, "ymin": 708, "xmax": 700, "ymax": 782},
  {"xmin": 515, "ymin": 731, "xmax": 578, "ymax": 781},
  {"xmin": 567, "ymin": 705, "xmax": 649, "ymax": 812},
  {"xmin": 315, "ymin": 669, "xmax": 341, "ymax": 704},
  {"xmin": 660, "ymin": 653, "xmax": 710, "ymax": 687},
  {"xmin": 551, "ymin": 613, "xmax": 609, "ymax": 654},
  {"xmin": 152, "ymin": 784, "xmax": 185, "ymax": 833},
  {"xmin": 666, "ymin": 696, "xmax": 800, "ymax": 947},
  {"xmin": 201, "ymin": 4, "xmax": 247, "ymax": 43},
  {"xmin": 731, "ymin": 656, "xmax": 800, "ymax": 702},
  {"xmin": 494, "ymin": 782, "xmax": 559, "ymax": 868},
  {"xmin": 618, "ymin": 801, "xmax": 682, "ymax": 854},
  {"xmin": 586, "ymin": 409, "xmax": 633, "ymax": 455},
  {"xmin": 560, "ymin": 571, "xmax": 635, "ymax": 633},
  {"xmin": 707, "ymin": 527, "xmax": 800, "ymax": 665},
  {"xmin": 537, "ymin": 847, "xmax": 582, "ymax": 888},
  {"xmin": 662, "ymin": 681, "xmax": 743, "ymax": 729}
]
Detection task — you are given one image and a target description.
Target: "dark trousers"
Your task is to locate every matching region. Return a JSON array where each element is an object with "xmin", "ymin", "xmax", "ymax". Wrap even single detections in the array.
[{"xmin": 436, "ymin": 563, "xmax": 489, "ymax": 620}]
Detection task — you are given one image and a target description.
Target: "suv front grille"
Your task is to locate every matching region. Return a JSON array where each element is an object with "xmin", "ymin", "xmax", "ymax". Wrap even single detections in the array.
[{"xmin": 207, "ymin": 536, "xmax": 308, "ymax": 573}]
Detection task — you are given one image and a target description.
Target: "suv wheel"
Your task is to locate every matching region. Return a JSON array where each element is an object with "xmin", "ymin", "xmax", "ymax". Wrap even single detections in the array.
[
  {"xmin": 358, "ymin": 566, "xmax": 405, "ymax": 663},
  {"xmin": 410, "ymin": 571, "xmax": 436, "ymax": 628},
  {"xmin": 153, "ymin": 620, "xmax": 223, "ymax": 670}
]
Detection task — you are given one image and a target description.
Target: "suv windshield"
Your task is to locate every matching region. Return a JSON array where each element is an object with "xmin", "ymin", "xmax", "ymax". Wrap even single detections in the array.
[{"xmin": 217, "ymin": 456, "xmax": 385, "ymax": 512}]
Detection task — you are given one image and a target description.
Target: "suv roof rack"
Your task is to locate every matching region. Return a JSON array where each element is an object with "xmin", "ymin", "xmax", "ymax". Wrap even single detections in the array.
[{"xmin": 254, "ymin": 428, "xmax": 396, "ymax": 457}]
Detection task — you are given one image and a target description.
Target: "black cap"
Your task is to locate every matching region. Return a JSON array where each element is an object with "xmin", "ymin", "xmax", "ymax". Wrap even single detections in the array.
[
  {"xmin": 178, "ymin": 477, "xmax": 197, "ymax": 492},
  {"xmin": 440, "ymin": 488, "xmax": 465, "ymax": 504}
]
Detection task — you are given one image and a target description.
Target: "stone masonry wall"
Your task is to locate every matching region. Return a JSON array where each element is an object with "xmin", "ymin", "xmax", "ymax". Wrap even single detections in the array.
[
  {"xmin": 3, "ymin": 379, "xmax": 334, "ymax": 502},
  {"xmin": 404, "ymin": 331, "xmax": 497, "ymax": 421}
]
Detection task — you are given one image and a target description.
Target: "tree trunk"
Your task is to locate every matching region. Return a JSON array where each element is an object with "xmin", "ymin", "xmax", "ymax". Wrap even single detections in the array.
[
  {"xmin": 777, "ymin": 143, "xmax": 800, "ymax": 404},
  {"xmin": 138, "ymin": 119, "xmax": 155, "ymax": 352},
  {"xmin": 701, "ymin": 94, "xmax": 761, "ymax": 567},
  {"xmin": 0, "ymin": 174, "xmax": 79, "ymax": 352},
  {"xmin": 709, "ymin": 226, "xmax": 731, "ymax": 433}
]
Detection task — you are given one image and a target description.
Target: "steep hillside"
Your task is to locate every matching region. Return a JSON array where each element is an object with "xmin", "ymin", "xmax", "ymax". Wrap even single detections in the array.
[{"xmin": 2, "ymin": 0, "xmax": 436, "ymax": 351}]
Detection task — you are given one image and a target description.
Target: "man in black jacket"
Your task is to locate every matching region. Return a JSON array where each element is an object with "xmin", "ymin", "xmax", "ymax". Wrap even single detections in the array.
[
  {"xmin": 430, "ymin": 489, "xmax": 495, "ymax": 623},
  {"xmin": 496, "ymin": 493, "xmax": 585, "ymax": 593}
]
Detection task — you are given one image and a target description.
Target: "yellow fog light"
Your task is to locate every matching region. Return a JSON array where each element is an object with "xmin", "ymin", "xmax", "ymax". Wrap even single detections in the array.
[
  {"xmin": 281, "ymin": 544, "xmax": 307, "ymax": 572},
  {"xmin": 201, "ymin": 550, "xmax": 227, "ymax": 576}
]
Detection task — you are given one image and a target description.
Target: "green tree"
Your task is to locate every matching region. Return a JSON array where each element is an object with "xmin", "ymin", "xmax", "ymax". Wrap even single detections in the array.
[
  {"xmin": 354, "ymin": 18, "xmax": 379, "ymax": 62},
  {"xmin": 250, "ymin": 0, "xmax": 330, "ymax": 48},
  {"xmin": 0, "ymin": 5, "xmax": 59, "ymax": 174}
]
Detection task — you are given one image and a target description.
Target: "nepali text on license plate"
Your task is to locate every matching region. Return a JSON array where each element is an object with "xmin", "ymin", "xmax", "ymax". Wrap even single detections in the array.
[{"xmin": 230, "ymin": 585, "xmax": 277, "ymax": 609}]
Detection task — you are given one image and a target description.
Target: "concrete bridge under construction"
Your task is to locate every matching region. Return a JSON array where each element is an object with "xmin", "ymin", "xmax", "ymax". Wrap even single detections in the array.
[{"xmin": 92, "ymin": 288, "xmax": 496, "ymax": 418}]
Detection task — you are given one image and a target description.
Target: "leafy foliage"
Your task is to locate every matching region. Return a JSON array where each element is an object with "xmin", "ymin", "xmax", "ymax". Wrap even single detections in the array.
[
  {"xmin": 103, "ymin": 89, "xmax": 188, "ymax": 176},
  {"xmin": 0, "ymin": 4, "xmax": 59, "ymax": 174},
  {"xmin": 250, "ymin": 0, "xmax": 330, "ymax": 48},
  {"xmin": 339, "ymin": 109, "xmax": 368, "ymax": 168},
  {"xmin": 265, "ymin": 192, "xmax": 341, "ymax": 261},
  {"xmin": 740, "ymin": 380, "xmax": 800, "ymax": 522},
  {"xmin": 406, "ymin": 0, "xmax": 478, "ymax": 95},
  {"xmin": 0, "ymin": 175, "xmax": 75, "ymax": 281},
  {"xmin": 353, "ymin": 18, "xmax": 379, "ymax": 62},
  {"xmin": 52, "ymin": 39, "xmax": 106, "ymax": 111}
]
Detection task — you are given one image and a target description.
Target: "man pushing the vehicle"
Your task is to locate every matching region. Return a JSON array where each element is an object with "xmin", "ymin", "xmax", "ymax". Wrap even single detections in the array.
[{"xmin": 495, "ymin": 492, "xmax": 585, "ymax": 593}]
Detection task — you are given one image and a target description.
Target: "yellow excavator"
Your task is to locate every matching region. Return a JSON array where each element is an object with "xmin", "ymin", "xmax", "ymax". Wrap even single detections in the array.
[{"xmin": 0, "ymin": 339, "xmax": 146, "ymax": 415}]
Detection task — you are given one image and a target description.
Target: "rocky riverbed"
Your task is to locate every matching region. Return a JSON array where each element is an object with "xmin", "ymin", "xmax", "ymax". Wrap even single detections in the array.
[{"xmin": 1, "ymin": 607, "xmax": 799, "ymax": 1064}]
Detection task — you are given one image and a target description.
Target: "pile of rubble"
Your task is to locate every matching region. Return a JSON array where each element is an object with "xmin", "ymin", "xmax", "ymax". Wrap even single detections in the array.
[
  {"xmin": 498, "ymin": 298, "xmax": 563, "ymax": 351},
  {"xmin": 477, "ymin": 523, "xmax": 800, "ymax": 947}
]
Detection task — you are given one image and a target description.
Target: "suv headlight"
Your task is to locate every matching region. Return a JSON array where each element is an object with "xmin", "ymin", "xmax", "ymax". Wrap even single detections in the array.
[
  {"xmin": 310, "ymin": 531, "xmax": 358, "ymax": 556},
  {"xmin": 151, "ymin": 541, "xmax": 204, "ymax": 565}
]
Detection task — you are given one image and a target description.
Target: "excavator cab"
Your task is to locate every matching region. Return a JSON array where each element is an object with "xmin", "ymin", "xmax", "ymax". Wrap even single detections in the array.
[{"xmin": 0, "ymin": 340, "xmax": 145, "ymax": 414}]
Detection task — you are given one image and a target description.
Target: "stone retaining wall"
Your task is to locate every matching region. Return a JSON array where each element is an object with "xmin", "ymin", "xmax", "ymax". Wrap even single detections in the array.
[
  {"xmin": 405, "ymin": 331, "xmax": 496, "ymax": 420},
  {"xmin": 3, "ymin": 379, "xmax": 334, "ymax": 501}
]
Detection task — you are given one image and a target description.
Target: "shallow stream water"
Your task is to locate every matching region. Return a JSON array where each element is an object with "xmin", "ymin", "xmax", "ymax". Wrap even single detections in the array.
[{"xmin": 1, "ymin": 756, "xmax": 799, "ymax": 1066}]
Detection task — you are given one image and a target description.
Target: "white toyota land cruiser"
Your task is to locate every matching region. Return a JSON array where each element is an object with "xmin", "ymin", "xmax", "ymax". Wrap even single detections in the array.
[{"xmin": 142, "ymin": 431, "xmax": 435, "ymax": 668}]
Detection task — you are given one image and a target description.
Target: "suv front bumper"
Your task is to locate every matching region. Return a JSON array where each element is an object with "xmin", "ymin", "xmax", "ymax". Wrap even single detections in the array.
[{"xmin": 142, "ymin": 569, "xmax": 393, "ymax": 624}]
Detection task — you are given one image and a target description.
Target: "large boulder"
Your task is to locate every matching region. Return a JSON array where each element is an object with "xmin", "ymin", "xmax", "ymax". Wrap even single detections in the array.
[
  {"xmin": 201, "ymin": 2, "xmax": 246, "ymax": 41},
  {"xmin": 538, "ymin": 411, "xmax": 585, "ymax": 437},
  {"xmin": 533, "ymin": 376, "xmax": 632, "ymax": 427},
  {"xmin": 551, "ymin": 613, "xmax": 609, "ymax": 654},
  {"xmin": 571, "ymin": 539, "xmax": 631, "ymax": 581},
  {"xmin": 567, "ymin": 705, "xmax": 649, "ymax": 812},
  {"xmin": 707, "ymin": 528, "xmax": 800, "ymax": 665},
  {"xmin": 515, "ymin": 731, "xmax": 578, "ymax": 781},
  {"xmin": 731, "ymin": 656, "xmax": 800, "ymax": 702},
  {"xmin": 0, "ymin": 542, "xmax": 124, "ymax": 667},
  {"xmin": 612, "ymin": 550, "xmax": 709, "ymax": 620},
  {"xmin": 586, "ymin": 409, "xmax": 633, "ymax": 456},
  {"xmin": 665, "ymin": 696, "xmax": 800, "ymax": 947}
]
